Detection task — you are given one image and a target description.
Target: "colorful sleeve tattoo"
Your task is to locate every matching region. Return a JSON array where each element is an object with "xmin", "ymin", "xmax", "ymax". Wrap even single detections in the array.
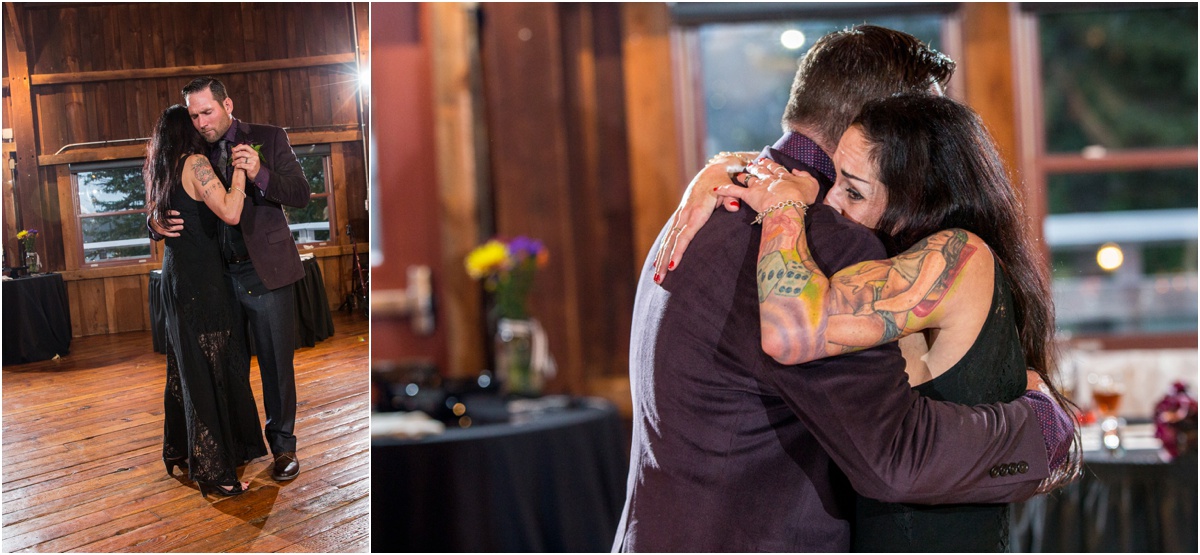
[{"xmin": 756, "ymin": 209, "xmax": 977, "ymax": 362}]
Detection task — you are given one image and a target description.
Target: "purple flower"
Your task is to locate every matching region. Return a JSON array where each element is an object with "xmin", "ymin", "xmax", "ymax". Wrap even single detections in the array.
[{"xmin": 508, "ymin": 236, "xmax": 544, "ymax": 259}]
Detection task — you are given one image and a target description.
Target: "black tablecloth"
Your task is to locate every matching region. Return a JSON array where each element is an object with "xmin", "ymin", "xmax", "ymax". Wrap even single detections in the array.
[
  {"xmin": 150, "ymin": 257, "xmax": 334, "ymax": 354},
  {"xmin": 1010, "ymin": 449, "xmax": 1198, "ymax": 552},
  {"xmin": 293, "ymin": 257, "xmax": 334, "ymax": 348},
  {"xmin": 371, "ymin": 398, "xmax": 628, "ymax": 552},
  {"xmin": 2, "ymin": 273, "xmax": 72, "ymax": 364}
]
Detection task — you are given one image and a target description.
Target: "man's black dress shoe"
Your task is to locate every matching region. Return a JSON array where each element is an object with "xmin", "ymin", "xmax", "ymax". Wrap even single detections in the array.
[{"xmin": 272, "ymin": 451, "xmax": 300, "ymax": 481}]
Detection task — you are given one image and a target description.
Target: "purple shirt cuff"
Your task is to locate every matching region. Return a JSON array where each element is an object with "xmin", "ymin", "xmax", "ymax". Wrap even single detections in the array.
[
  {"xmin": 254, "ymin": 166, "xmax": 271, "ymax": 193},
  {"xmin": 1022, "ymin": 389, "xmax": 1072, "ymax": 473}
]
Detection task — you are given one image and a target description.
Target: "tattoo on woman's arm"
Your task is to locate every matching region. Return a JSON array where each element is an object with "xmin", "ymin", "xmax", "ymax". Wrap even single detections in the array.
[
  {"xmin": 758, "ymin": 252, "xmax": 812, "ymax": 302},
  {"xmin": 191, "ymin": 157, "xmax": 219, "ymax": 199}
]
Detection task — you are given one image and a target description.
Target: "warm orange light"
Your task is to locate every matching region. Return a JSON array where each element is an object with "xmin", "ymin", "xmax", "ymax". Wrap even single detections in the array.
[{"xmin": 1096, "ymin": 243, "xmax": 1124, "ymax": 272}]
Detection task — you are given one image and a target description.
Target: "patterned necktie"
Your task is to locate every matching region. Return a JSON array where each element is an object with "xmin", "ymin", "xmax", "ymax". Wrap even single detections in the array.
[{"xmin": 215, "ymin": 138, "xmax": 232, "ymax": 183}]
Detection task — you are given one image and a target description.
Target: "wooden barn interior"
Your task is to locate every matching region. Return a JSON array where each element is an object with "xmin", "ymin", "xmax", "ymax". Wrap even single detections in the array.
[
  {"xmin": 3, "ymin": 2, "xmax": 370, "ymax": 552},
  {"xmin": 371, "ymin": 2, "xmax": 1196, "ymax": 553}
]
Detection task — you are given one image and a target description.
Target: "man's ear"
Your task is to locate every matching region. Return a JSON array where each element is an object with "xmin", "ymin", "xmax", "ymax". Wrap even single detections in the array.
[{"xmin": 223, "ymin": 97, "xmax": 234, "ymax": 116}]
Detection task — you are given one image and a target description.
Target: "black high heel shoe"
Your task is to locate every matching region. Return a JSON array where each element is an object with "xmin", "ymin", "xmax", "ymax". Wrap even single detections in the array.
[
  {"xmin": 164, "ymin": 456, "xmax": 188, "ymax": 477},
  {"xmin": 197, "ymin": 481, "xmax": 249, "ymax": 499}
]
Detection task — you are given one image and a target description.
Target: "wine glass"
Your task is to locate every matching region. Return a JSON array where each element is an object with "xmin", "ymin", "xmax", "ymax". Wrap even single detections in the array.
[
  {"xmin": 1089, "ymin": 371, "xmax": 1126, "ymax": 455},
  {"xmin": 1090, "ymin": 373, "xmax": 1125, "ymax": 418}
]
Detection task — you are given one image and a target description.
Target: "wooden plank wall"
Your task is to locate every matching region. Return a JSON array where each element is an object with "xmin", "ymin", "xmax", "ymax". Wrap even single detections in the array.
[
  {"xmin": 369, "ymin": 3, "xmax": 450, "ymax": 372},
  {"xmin": 370, "ymin": 3, "xmax": 680, "ymax": 400},
  {"xmin": 477, "ymin": 3, "xmax": 640, "ymax": 393},
  {"xmin": 2, "ymin": 2, "xmax": 370, "ymax": 338}
]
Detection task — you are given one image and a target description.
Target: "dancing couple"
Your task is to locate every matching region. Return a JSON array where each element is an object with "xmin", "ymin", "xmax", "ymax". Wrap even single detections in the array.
[{"xmin": 145, "ymin": 77, "xmax": 310, "ymax": 498}]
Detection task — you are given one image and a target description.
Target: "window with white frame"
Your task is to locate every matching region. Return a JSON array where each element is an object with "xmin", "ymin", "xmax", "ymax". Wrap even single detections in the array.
[{"xmin": 71, "ymin": 160, "xmax": 154, "ymax": 264}]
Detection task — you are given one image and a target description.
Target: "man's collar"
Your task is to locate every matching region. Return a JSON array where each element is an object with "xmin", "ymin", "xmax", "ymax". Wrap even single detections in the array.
[
  {"xmin": 769, "ymin": 131, "xmax": 835, "ymax": 183},
  {"xmin": 220, "ymin": 118, "xmax": 240, "ymax": 143}
]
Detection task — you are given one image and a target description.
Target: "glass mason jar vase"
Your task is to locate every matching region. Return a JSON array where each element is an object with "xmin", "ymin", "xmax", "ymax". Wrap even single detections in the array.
[
  {"xmin": 24, "ymin": 251, "xmax": 40, "ymax": 274},
  {"xmin": 494, "ymin": 318, "xmax": 545, "ymax": 397}
]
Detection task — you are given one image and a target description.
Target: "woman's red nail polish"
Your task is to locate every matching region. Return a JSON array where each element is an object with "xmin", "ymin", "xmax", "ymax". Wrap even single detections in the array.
[
  {"xmin": 668, "ymin": 261, "xmax": 674, "ymax": 270},
  {"xmin": 654, "ymin": 273, "xmax": 660, "ymax": 282},
  {"xmin": 731, "ymin": 200, "xmax": 740, "ymax": 208}
]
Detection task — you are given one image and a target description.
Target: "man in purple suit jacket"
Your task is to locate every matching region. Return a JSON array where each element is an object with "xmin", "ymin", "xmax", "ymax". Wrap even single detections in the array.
[
  {"xmin": 152, "ymin": 77, "xmax": 310, "ymax": 481},
  {"xmin": 614, "ymin": 26, "xmax": 1072, "ymax": 552}
]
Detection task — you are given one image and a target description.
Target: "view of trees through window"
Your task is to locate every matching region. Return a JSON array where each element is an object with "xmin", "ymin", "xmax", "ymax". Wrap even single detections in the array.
[
  {"xmin": 1036, "ymin": 5, "xmax": 1197, "ymax": 335},
  {"xmin": 1040, "ymin": 8, "xmax": 1197, "ymax": 153},
  {"xmin": 75, "ymin": 164, "xmax": 151, "ymax": 263},
  {"xmin": 285, "ymin": 148, "xmax": 332, "ymax": 244}
]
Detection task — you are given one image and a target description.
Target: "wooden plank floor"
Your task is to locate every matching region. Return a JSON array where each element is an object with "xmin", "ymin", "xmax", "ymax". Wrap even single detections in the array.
[{"xmin": 2, "ymin": 311, "xmax": 370, "ymax": 553}]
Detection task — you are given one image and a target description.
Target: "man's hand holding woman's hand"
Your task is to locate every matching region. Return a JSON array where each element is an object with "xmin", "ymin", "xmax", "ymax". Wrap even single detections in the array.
[{"xmin": 231, "ymin": 143, "xmax": 261, "ymax": 181}]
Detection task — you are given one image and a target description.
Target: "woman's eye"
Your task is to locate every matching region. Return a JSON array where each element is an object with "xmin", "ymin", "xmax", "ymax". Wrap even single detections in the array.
[{"xmin": 847, "ymin": 188, "xmax": 864, "ymax": 201}]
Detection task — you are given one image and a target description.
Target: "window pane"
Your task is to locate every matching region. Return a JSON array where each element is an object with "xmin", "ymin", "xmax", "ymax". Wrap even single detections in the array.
[
  {"xmin": 1046, "ymin": 168, "xmax": 1197, "ymax": 214},
  {"xmin": 81, "ymin": 213, "xmax": 152, "ymax": 262},
  {"xmin": 76, "ymin": 167, "xmax": 146, "ymax": 215},
  {"xmin": 1046, "ymin": 206, "xmax": 1197, "ymax": 334},
  {"xmin": 300, "ymin": 155, "xmax": 328, "ymax": 194},
  {"xmin": 286, "ymin": 197, "xmax": 330, "ymax": 243},
  {"xmin": 284, "ymin": 153, "xmax": 331, "ymax": 244},
  {"xmin": 698, "ymin": 15, "xmax": 944, "ymax": 156},
  {"xmin": 1050, "ymin": 239, "xmax": 1197, "ymax": 334},
  {"xmin": 1039, "ymin": 7, "xmax": 1198, "ymax": 152}
]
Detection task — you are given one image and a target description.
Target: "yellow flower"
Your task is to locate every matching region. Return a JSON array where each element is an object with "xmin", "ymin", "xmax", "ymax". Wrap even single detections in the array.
[
  {"xmin": 16, "ymin": 230, "xmax": 27, "ymax": 240},
  {"xmin": 465, "ymin": 240, "xmax": 510, "ymax": 279}
]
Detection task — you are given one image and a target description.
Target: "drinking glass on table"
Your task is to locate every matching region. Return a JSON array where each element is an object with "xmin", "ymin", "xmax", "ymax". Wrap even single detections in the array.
[
  {"xmin": 1091, "ymin": 373, "xmax": 1124, "ymax": 417},
  {"xmin": 1089, "ymin": 371, "xmax": 1126, "ymax": 454}
]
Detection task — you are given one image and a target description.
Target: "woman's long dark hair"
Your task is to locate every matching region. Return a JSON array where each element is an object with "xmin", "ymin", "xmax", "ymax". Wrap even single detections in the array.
[
  {"xmin": 145, "ymin": 104, "xmax": 207, "ymax": 228},
  {"xmin": 854, "ymin": 94, "xmax": 1080, "ymax": 488}
]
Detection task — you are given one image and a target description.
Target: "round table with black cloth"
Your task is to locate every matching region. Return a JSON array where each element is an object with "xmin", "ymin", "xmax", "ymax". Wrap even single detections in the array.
[
  {"xmin": 291, "ymin": 256, "xmax": 334, "ymax": 348},
  {"xmin": 371, "ymin": 398, "xmax": 628, "ymax": 552},
  {"xmin": 150, "ymin": 257, "xmax": 333, "ymax": 354},
  {"xmin": 2, "ymin": 273, "xmax": 72, "ymax": 364},
  {"xmin": 1009, "ymin": 448, "xmax": 1198, "ymax": 552}
]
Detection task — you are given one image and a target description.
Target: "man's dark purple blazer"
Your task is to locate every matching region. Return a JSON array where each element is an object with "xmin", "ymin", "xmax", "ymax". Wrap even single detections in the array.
[
  {"xmin": 221, "ymin": 119, "xmax": 311, "ymax": 290},
  {"xmin": 613, "ymin": 139, "xmax": 1051, "ymax": 552}
]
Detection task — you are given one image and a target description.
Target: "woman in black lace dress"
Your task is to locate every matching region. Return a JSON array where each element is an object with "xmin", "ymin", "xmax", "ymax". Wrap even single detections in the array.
[
  {"xmin": 145, "ymin": 105, "xmax": 267, "ymax": 498},
  {"xmin": 678, "ymin": 94, "xmax": 1080, "ymax": 551}
]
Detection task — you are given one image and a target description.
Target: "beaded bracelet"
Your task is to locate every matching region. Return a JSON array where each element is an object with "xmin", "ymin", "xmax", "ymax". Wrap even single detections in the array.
[{"xmin": 752, "ymin": 199, "xmax": 807, "ymax": 225}]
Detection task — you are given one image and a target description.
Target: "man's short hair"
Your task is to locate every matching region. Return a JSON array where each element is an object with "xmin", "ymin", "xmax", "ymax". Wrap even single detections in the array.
[
  {"xmin": 182, "ymin": 76, "xmax": 229, "ymax": 103},
  {"xmin": 781, "ymin": 25, "xmax": 956, "ymax": 150}
]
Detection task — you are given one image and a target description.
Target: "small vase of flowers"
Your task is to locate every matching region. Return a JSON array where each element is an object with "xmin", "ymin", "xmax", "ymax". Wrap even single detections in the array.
[
  {"xmin": 465, "ymin": 236, "xmax": 552, "ymax": 396},
  {"xmin": 17, "ymin": 228, "xmax": 40, "ymax": 274}
]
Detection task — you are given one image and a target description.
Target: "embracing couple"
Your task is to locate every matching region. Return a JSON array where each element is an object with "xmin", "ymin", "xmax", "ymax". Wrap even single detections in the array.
[
  {"xmin": 616, "ymin": 26, "xmax": 1080, "ymax": 552},
  {"xmin": 144, "ymin": 77, "xmax": 309, "ymax": 498}
]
